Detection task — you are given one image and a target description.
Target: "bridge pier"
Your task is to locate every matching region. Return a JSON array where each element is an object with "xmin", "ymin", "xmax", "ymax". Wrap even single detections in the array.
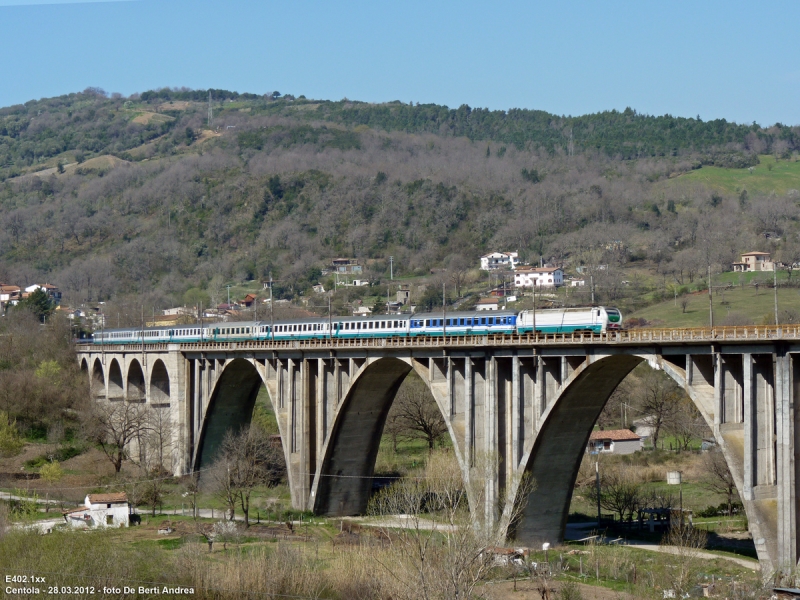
[{"xmin": 77, "ymin": 331, "xmax": 800, "ymax": 577}]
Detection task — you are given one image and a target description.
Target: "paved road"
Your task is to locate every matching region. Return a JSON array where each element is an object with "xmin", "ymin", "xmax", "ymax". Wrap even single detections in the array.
[{"xmin": 565, "ymin": 521, "xmax": 760, "ymax": 570}]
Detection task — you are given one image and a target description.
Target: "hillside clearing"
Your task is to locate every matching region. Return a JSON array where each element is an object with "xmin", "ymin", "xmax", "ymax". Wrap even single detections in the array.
[{"xmin": 665, "ymin": 154, "xmax": 800, "ymax": 195}]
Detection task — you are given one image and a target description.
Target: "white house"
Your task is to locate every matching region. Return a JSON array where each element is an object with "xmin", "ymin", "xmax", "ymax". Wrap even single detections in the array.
[
  {"xmin": 63, "ymin": 493, "xmax": 129, "ymax": 529},
  {"xmin": 586, "ymin": 430, "xmax": 642, "ymax": 455},
  {"xmin": 476, "ymin": 297, "xmax": 499, "ymax": 311},
  {"xmin": 514, "ymin": 267, "xmax": 564, "ymax": 289},
  {"xmin": 24, "ymin": 283, "xmax": 62, "ymax": 304},
  {"xmin": 480, "ymin": 252, "xmax": 519, "ymax": 271}
]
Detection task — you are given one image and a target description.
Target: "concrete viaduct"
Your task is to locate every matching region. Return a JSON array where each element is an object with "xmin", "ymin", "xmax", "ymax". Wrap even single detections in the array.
[{"xmin": 76, "ymin": 327, "xmax": 800, "ymax": 576}]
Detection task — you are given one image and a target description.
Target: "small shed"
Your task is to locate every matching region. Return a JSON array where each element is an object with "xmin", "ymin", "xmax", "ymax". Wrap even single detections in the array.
[{"xmin": 587, "ymin": 429, "xmax": 642, "ymax": 455}]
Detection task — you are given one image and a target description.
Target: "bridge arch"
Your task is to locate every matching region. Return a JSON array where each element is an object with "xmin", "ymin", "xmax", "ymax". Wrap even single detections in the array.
[
  {"xmin": 91, "ymin": 358, "xmax": 105, "ymax": 399},
  {"xmin": 313, "ymin": 357, "xmax": 420, "ymax": 516},
  {"xmin": 194, "ymin": 358, "xmax": 268, "ymax": 474},
  {"xmin": 507, "ymin": 352, "xmax": 768, "ymax": 567},
  {"xmin": 127, "ymin": 359, "xmax": 145, "ymax": 402},
  {"xmin": 107, "ymin": 359, "xmax": 124, "ymax": 401},
  {"xmin": 511, "ymin": 354, "xmax": 644, "ymax": 546},
  {"xmin": 149, "ymin": 360, "xmax": 171, "ymax": 407}
]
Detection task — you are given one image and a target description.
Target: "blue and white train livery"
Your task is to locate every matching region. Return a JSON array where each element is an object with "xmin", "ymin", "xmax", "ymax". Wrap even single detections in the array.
[{"xmin": 91, "ymin": 306, "xmax": 622, "ymax": 345}]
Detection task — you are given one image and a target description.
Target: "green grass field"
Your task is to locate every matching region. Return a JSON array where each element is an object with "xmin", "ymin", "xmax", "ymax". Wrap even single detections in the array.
[
  {"xmin": 665, "ymin": 154, "xmax": 800, "ymax": 195},
  {"xmin": 628, "ymin": 281, "xmax": 800, "ymax": 328}
]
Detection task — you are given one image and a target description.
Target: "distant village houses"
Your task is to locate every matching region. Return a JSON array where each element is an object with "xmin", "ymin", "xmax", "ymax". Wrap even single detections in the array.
[
  {"xmin": 514, "ymin": 267, "xmax": 564, "ymax": 289},
  {"xmin": 732, "ymin": 251, "xmax": 775, "ymax": 272},
  {"xmin": 480, "ymin": 252, "xmax": 519, "ymax": 271}
]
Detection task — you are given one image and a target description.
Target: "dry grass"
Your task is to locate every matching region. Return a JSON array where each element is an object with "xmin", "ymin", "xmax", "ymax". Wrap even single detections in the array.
[{"xmin": 131, "ymin": 111, "xmax": 174, "ymax": 125}]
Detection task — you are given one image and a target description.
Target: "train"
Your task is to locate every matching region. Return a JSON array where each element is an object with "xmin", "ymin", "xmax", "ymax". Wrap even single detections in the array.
[{"xmin": 91, "ymin": 306, "xmax": 623, "ymax": 345}]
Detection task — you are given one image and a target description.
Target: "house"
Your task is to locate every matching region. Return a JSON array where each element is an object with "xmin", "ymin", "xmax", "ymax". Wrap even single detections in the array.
[
  {"xmin": 163, "ymin": 306, "xmax": 196, "ymax": 317},
  {"xmin": 331, "ymin": 258, "xmax": 363, "ymax": 274},
  {"xmin": 63, "ymin": 492, "xmax": 129, "ymax": 529},
  {"xmin": 24, "ymin": 283, "xmax": 62, "ymax": 305},
  {"xmin": 396, "ymin": 285, "xmax": 411, "ymax": 305},
  {"xmin": 0, "ymin": 284, "xmax": 21, "ymax": 313},
  {"xmin": 733, "ymin": 251, "xmax": 774, "ymax": 272},
  {"xmin": 312, "ymin": 284, "xmax": 326, "ymax": 294},
  {"xmin": 480, "ymin": 252, "xmax": 519, "ymax": 271},
  {"xmin": 569, "ymin": 279, "xmax": 585, "ymax": 287},
  {"xmin": 352, "ymin": 306, "xmax": 372, "ymax": 316},
  {"xmin": 586, "ymin": 430, "xmax": 642, "ymax": 455},
  {"xmin": 487, "ymin": 283, "xmax": 514, "ymax": 297},
  {"xmin": 514, "ymin": 267, "xmax": 564, "ymax": 289},
  {"xmin": 576, "ymin": 265, "xmax": 607, "ymax": 274},
  {"xmin": 476, "ymin": 297, "xmax": 499, "ymax": 311},
  {"xmin": 242, "ymin": 293, "xmax": 258, "ymax": 307}
]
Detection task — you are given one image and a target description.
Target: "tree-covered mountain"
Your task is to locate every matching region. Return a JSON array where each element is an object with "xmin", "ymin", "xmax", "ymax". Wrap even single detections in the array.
[{"xmin": 1, "ymin": 87, "xmax": 799, "ymax": 318}]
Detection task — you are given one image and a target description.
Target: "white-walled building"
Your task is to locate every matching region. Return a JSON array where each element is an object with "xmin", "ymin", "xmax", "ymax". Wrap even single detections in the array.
[
  {"xmin": 480, "ymin": 252, "xmax": 519, "ymax": 271},
  {"xmin": 24, "ymin": 283, "xmax": 62, "ymax": 304},
  {"xmin": 586, "ymin": 430, "xmax": 642, "ymax": 455},
  {"xmin": 514, "ymin": 267, "xmax": 564, "ymax": 288},
  {"xmin": 63, "ymin": 493, "xmax": 130, "ymax": 529},
  {"xmin": 476, "ymin": 297, "xmax": 499, "ymax": 311}
]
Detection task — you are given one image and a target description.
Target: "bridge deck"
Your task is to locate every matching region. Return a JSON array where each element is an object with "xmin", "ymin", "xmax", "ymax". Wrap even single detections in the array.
[{"xmin": 75, "ymin": 325, "xmax": 800, "ymax": 353}]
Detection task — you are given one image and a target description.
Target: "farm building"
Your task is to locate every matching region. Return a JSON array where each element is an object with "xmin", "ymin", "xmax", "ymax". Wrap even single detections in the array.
[
  {"xmin": 586, "ymin": 429, "xmax": 642, "ymax": 455},
  {"xmin": 63, "ymin": 493, "xmax": 130, "ymax": 529}
]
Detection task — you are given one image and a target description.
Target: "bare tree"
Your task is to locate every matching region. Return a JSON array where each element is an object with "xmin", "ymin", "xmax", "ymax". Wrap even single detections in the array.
[
  {"xmin": 666, "ymin": 397, "xmax": 709, "ymax": 451},
  {"xmin": 132, "ymin": 406, "xmax": 174, "ymax": 515},
  {"xmin": 659, "ymin": 525, "xmax": 708, "ymax": 597},
  {"xmin": 368, "ymin": 450, "xmax": 535, "ymax": 600},
  {"xmin": 388, "ymin": 373, "xmax": 448, "ymax": 450},
  {"xmin": 86, "ymin": 401, "xmax": 149, "ymax": 473},
  {"xmin": 586, "ymin": 465, "xmax": 645, "ymax": 522},
  {"xmin": 445, "ymin": 254, "xmax": 472, "ymax": 298},
  {"xmin": 633, "ymin": 367, "xmax": 684, "ymax": 450},
  {"xmin": 702, "ymin": 448, "xmax": 739, "ymax": 516},
  {"xmin": 210, "ymin": 425, "xmax": 285, "ymax": 526}
]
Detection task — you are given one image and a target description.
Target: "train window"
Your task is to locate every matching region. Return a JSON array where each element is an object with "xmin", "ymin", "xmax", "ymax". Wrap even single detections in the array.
[{"xmin": 368, "ymin": 322, "xmax": 373, "ymax": 330}]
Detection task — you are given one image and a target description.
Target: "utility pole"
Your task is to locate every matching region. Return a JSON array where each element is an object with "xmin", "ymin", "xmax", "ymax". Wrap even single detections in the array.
[
  {"xmin": 532, "ymin": 282, "xmax": 537, "ymax": 335},
  {"xmin": 590, "ymin": 275, "xmax": 595, "ymax": 304},
  {"xmin": 328, "ymin": 292, "xmax": 333, "ymax": 339},
  {"xmin": 208, "ymin": 90, "xmax": 213, "ymax": 128},
  {"xmin": 708, "ymin": 265, "xmax": 714, "ymax": 328},
  {"xmin": 269, "ymin": 274, "xmax": 274, "ymax": 341},
  {"xmin": 389, "ymin": 256, "xmax": 393, "ymax": 280},
  {"xmin": 774, "ymin": 266, "xmax": 779, "ymax": 326},
  {"xmin": 226, "ymin": 285, "xmax": 231, "ymax": 307},
  {"xmin": 442, "ymin": 282, "xmax": 447, "ymax": 338},
  {"xmin": 595, "ymin": 461, "xmax": 602, "ymax": 526}
]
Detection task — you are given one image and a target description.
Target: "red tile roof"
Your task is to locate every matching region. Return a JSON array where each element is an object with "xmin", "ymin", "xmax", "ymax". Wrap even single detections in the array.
[
  {"xmin": 589, "ymin": 429, "xmax": 641, "ymax": 441},
  {"xmin": 88, "ymin": 492, "xmax": 128, "ymax": 504}
]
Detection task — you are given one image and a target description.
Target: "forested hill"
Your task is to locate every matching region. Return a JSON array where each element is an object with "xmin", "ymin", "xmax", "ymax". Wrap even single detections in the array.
[
  {"xmin": 1, "ymin": 87, "xmax": 799, "ymax": 320},
  {"xmin": 2, "ymin": 89, "xmax": 799, "ymax": 179}
]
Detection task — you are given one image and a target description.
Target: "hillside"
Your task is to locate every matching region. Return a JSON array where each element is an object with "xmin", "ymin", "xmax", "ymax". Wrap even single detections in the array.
[{"xmin": 1, "ymin": 88, "xmax": 799, "ymax": 321}]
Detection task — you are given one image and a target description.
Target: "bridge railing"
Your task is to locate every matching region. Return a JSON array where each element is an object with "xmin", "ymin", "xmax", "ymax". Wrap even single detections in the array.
[{"xmin": 73, "ymin": 325, "xmax": 800, "ymax": 353}]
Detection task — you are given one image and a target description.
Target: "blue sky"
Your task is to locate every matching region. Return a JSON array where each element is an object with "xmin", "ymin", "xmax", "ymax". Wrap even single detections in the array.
[{"xmin": 1, "ymin": 0, "xmax": 798, "ymax": 125}]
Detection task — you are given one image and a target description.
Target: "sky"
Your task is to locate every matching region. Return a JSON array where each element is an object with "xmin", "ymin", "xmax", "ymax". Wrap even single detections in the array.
[{"xmin": 1, "ymin": 0, "xmax": 798, "ymax": 126}]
